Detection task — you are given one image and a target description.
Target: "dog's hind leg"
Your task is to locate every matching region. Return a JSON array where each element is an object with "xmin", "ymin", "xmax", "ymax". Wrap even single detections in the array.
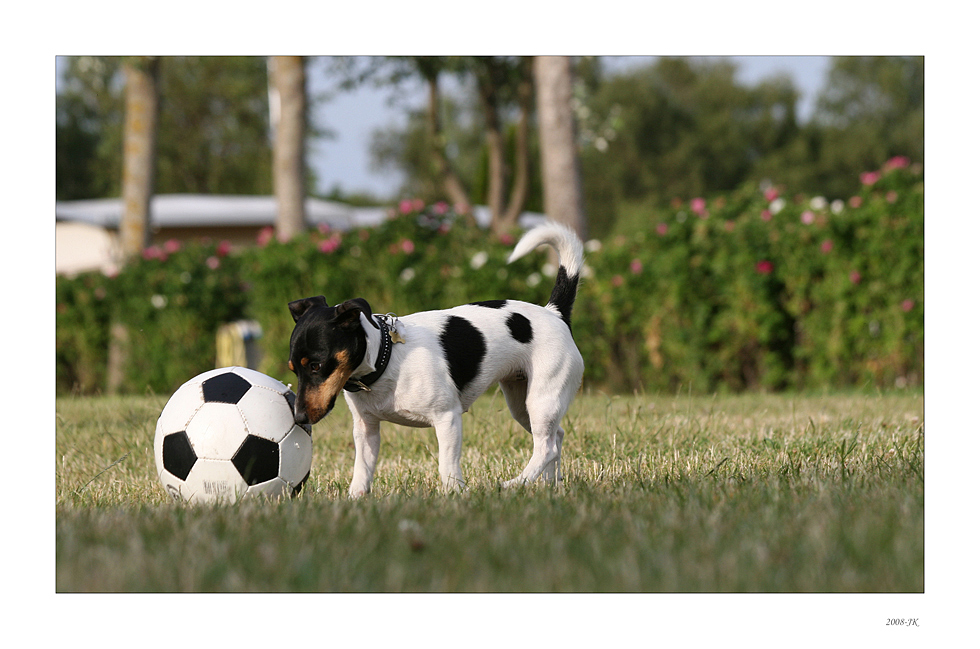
[{"xmin": 500, "ymin": 378, "xmax": 564, "ymax": 485}]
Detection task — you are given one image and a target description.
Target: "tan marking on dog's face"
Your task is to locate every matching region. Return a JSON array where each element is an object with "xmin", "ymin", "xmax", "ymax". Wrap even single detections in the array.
[
  {"xmin": 302, "ymin": 350, "xmax": 355, "ymax": 424},
  {"xmin": 288, "ymin": 360, "xmax": 295, "ymax": 372},
  {"xmin": 300, "ymin": 357, "xmax": 309, "ymax": 367}
]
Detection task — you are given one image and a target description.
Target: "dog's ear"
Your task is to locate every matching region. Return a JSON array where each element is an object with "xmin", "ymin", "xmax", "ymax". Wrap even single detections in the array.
[
  {"xmin": 288, "ymin": 296, "xmax": 329, "ymax": 323},
  {"xmin": 335, "ymin": 298, "xmax": 377, "ymax": 331}
]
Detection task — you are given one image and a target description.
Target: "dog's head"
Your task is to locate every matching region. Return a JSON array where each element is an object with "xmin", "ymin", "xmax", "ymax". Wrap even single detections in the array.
[{"xmin": 287, "ymin": 296, "xmax": 376, "ymax": 425}]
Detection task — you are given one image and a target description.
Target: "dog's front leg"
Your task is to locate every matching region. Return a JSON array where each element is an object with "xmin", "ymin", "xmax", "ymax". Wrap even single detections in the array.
[
  {"xmin": 433, "ymin": 410, "xmax": 466, "ymax": 492},
  {"xmin": 349, "ymin": 411, "xmax": 381, "ymax": 498}
]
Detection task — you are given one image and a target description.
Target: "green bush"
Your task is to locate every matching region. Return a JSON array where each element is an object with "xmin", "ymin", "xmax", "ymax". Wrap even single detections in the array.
[
  {"xmin": 57, "ymin": 239, "xmax": 248, "ymax": 394},
  {"xmin": 55, "ymin": 159, "xmax": 923, "ymax": 395}
]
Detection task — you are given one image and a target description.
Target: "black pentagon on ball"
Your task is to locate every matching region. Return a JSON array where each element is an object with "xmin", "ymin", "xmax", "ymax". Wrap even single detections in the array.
[
  {"xmin": 202, "ymin": 371, "xmax": 252, "ymax": 404},
  {"xmin": 162, "ymin": 431, "xmax": 197, "ymax": 481},
  {"xmin": 232, "ymin": 434, "xmax": 281, "ymax": 486}
]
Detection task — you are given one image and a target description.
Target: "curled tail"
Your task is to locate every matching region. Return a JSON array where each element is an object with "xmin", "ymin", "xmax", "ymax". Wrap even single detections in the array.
[{"xmin": 508, "ymin": 221, "xmax": 584, "ymax": 330}]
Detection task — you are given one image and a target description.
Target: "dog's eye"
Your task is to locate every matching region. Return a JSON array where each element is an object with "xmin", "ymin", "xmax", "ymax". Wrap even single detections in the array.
[{"xmin": 310, "ymin": 362, "xmax": 322, "ymax": 372}]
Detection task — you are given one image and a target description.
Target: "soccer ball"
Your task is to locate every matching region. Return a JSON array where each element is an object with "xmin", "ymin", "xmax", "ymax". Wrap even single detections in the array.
[{"xmin": 154, "ymin": 366, "xmax": 312, "ymax": 503}]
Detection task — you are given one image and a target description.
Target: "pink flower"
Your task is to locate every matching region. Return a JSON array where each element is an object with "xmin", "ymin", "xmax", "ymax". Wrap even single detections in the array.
[
  {"xmin": 691, "ymin": 197, "xmax": 707, "ymax": 216},
  {"xmin": 206, "ymin": 256, "xmax": 220, "ymax": 270},
  {"xmin": 499, "ymin": 232, "xmax": 515, "ymax": 246},
  {"xmin": 820, "ymin": 239, "xmax": 833, "ymax": 254},
  {"xmin": 630, "ymin": 259, "xmax": 643, "ymax": 275},
  {"xmin": 142, "ymin": 245, "xmax": 163, "ymax": 260},
  {"xmin": 760, "ymin": 209, "xmax": 772, "ymax": 222},
  {"xmin": 216, "ymin": 240, "xmax": 232, "ymax": 257},
  {"xmin": 164, "ymin": 238, "xmax": 182, "ymax": 254},
  {"xmin": 884, "ymin": 156, "xmax": 910, "ymax": 171},
  {"xmin": 850, "ymin": 270, "xmax": 861, "ymax": 284},
  {"xmin": 319, "ymin": 234, "xmax": 341, "ymax": 254},
  {"xmin": 398, "ymin": 199, "xmax": 415, "ymax": 215},
  {"xmin": 400, "ymin": 239, "xmax": 415, "ymax": 254},
  {"xmin": 849, "ymin": 196, "xmax": 863, "ymax": 209},
  {"xmin": 317, "ymin": 222, "xmax": 331, "ymax": 234},
  {"xmin": 611, "ymin": 275, "xmax": 624, "ymax": 287},
  {"xmin": 434, "ymin": 201, "xmax": 449, "ymax": 215},
  {"xmin": 257, "ymin": 226, "xmax": 275, "ymax": 247},
  {"xmin": 860, "ymin": 171, "xmax": 881, "ymax": 186},
  {"xmin": 412, "ymin": 198, "xmax": 425, "ymax": 212},
  {"xmin": 656, "ymin": 222, "xmax": 669, "ymax": 236},
  {"xmin": 901, "ymin": 299, "xmax": 915, "ymax": 312},
  {"xmin": 764, "ymin": 187, "xmax": 780, "ymax": 202},
  {"xmin": 801, "ymin": 210, "xmax": 815, "ymax": 225},
  {"xmin": 886, "ymin": 191, "xmax": 898, "ymax": 203},
  {"xmin": 756, "ymin": 260, "xmax": 774, "ymax": 275}
]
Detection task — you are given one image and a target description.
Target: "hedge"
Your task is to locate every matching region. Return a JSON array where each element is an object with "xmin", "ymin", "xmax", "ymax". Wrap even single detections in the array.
[{"xmin": 56, "ymin": 159, "xmax": 923, "ymax": 396}]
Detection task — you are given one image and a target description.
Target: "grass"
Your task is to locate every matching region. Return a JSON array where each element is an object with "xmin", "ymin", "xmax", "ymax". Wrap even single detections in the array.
[{"xmin": 55, "ymin": 389, "xmax": 923, "ymax": 592}]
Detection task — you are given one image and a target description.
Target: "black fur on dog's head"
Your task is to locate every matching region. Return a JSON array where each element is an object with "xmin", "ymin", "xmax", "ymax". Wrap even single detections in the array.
[{"xmin": 287, "ymin": 296, "xmax": 377, "ymax": 425}]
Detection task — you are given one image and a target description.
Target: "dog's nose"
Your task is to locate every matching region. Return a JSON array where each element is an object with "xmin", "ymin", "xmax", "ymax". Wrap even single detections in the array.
[{"xmin": 293, "ymin": 407, "xmax": 309, "ymax": 426}]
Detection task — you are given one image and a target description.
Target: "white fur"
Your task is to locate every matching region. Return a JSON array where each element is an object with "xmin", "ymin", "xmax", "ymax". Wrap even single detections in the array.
[{"xmin": 343, "ymin": 222, "xmax": 585, "ymax": 497}]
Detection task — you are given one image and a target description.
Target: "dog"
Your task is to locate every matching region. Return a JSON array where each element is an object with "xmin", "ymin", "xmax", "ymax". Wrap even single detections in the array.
[{"xmin": 286, "ymin": 221, "xmax": 585, "ymax": 497}]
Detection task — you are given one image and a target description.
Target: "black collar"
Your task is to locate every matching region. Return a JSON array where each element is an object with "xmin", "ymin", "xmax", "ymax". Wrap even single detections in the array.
[{"xmin": 344, "ymin": 316, "xmax": 393, "ymax": 393}]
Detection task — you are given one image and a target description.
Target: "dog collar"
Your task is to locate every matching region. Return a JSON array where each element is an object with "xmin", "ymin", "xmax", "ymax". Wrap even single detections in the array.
[{"xmin": 344, "ymin": 315, "xmax": 394, "ymax": 393}]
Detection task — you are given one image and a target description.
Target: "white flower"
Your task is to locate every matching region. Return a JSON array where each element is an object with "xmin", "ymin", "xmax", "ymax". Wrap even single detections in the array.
[
  {"xmin": 526, "ymin": 273, "xmax": 542, "ymax": 287},
  {"xmin": 542, "ymin": 263, "xmax": 557, "ymax": 278},
  {"xmin": 831, "ymin": 199, "xmax": 844, "ymax": 214},
  {"xmin": 585, "ymin": 239, "xmax": 603, "ymax": 253},
  {"xmin": 810, "ymin": 196, "xmax": 828, "ymax": 211},
  {"xmin": 151, "ymin": 294, "xmax": 167, "ymax": 309},
  {"xmin": 399, "ymin": 267, "xmax": 415, "ymax": 283},
  {"xmin": 470, "ymin": 250, "xmax": 489, "ymax": 270},
  {"xmin": 769, "ymin": 198, "xmax": 786, "ymax": 215}
]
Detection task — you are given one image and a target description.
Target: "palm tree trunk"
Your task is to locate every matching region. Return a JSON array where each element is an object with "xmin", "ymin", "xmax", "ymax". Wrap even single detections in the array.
[
  {"xmin": 270, "ymin": 56, "xmax": 307, "ymax": 241},
  {"xmin": 534, "ymin": 56, "xmax": 587, "ymax": 240},
  {"xmin": 120, "ymin": 56, "xmax": 159, "ymax": 258}
]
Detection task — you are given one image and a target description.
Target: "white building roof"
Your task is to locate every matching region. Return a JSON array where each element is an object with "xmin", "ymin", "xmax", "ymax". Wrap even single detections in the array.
[{"xmin": 55, "ymin": 194, "xmax": 388, "ymax": 230}]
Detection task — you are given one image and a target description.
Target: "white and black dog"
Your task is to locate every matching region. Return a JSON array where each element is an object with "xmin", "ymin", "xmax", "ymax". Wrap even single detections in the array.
[{"xmin": 287, "ymin": 221, "xmax": 585, "ymax": 497}]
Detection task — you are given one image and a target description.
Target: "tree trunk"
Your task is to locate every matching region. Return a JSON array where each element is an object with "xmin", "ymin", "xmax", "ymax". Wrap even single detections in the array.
[
  {"xmin": 499, "ymin": 58, "xmax": 533, "ymax": 234},
  {"xmin": 476, "ymin": 73, "xmax": 507, "ymax": 229},
  {"xmin": 533, "ymin": 56, "xmax": 587, "ymax": 240},
  {"xmin": 425, "ymin": 76, "xmax": 471, "ymax": 212},
  {"xmin": 270, "ymin": 56, "xmax": 307, "ymax": 241},
  {"xmin": 120, "ymin": 57, "xmax": 159, "ymax": 258}
]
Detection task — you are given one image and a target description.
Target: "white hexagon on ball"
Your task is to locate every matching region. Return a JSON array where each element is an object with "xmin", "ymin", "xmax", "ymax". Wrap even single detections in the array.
[{"xmin": 154, "ymin": 367, "xmax": 312, "ymax": 504}]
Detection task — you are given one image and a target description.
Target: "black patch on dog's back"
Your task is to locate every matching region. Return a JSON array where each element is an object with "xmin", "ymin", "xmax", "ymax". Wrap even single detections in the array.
[
  {"xmin": 440, "ymin": 316, "xmax": 486, "ymax": 393},
  {"xmin": 506, "ymin": 312, "xmax": 533, "ymax": 344},
  {"xmin": 470, "ymin": 299, "xmax": 508, "ymax": 309}
]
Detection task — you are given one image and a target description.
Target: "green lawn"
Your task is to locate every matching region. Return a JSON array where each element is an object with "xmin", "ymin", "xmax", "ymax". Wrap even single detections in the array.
[{"xmin": 55, "ymin": 390, "xmax": 923, "ymax": 592}]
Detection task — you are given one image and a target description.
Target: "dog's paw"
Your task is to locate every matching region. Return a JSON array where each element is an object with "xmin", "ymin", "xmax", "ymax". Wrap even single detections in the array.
[{"xmin": 348, "ymin": 485, "xmax": 371, "ymax": 499}]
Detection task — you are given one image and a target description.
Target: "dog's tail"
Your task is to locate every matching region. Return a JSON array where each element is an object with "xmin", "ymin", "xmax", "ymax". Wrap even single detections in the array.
[{"xmin": 508, "ymin": 221, "xmax": 584, "ymax": 330}]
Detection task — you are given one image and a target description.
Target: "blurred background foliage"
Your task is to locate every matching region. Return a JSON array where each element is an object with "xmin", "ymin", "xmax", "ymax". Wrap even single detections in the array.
[
  {"xmin": 55, "ymin": 55, "xmax": 923, "ymax": 396},
  {"xmin": 57, "ymin": 158, "xmax": 922, "ymax": 395}
]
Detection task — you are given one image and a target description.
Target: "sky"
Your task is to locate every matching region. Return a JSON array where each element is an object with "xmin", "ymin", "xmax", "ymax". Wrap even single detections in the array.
[{"xmin": 308, "ymin": 56, "xmax": 833, "ymax": 200}]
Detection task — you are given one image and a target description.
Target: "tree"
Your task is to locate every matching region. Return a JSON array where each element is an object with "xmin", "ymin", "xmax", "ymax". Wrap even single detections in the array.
[
  {"xmin": 56, "ymin": 56, "xmax": 279, "ymax": 201},
  {"xmin": 534, "ymin": 56, "xmax": 587, "ymax": 240},
  {"xmin": 269, "ymin": 56, "xmax": 307, "ymax": 242},
  {"xmin": 471, "ymin": 56, "xmax": 533, "ymax": 234},
  {"xmin": 360, "ymin": 56, "xmax": 538, "ymax": 232},
  {"xmin": 809, "ymin": 56, "xmax": 923, "ymax": 198},
  {"xmin": 119, "ymin": 56, "xmax": 160, "ymax": 258}
]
